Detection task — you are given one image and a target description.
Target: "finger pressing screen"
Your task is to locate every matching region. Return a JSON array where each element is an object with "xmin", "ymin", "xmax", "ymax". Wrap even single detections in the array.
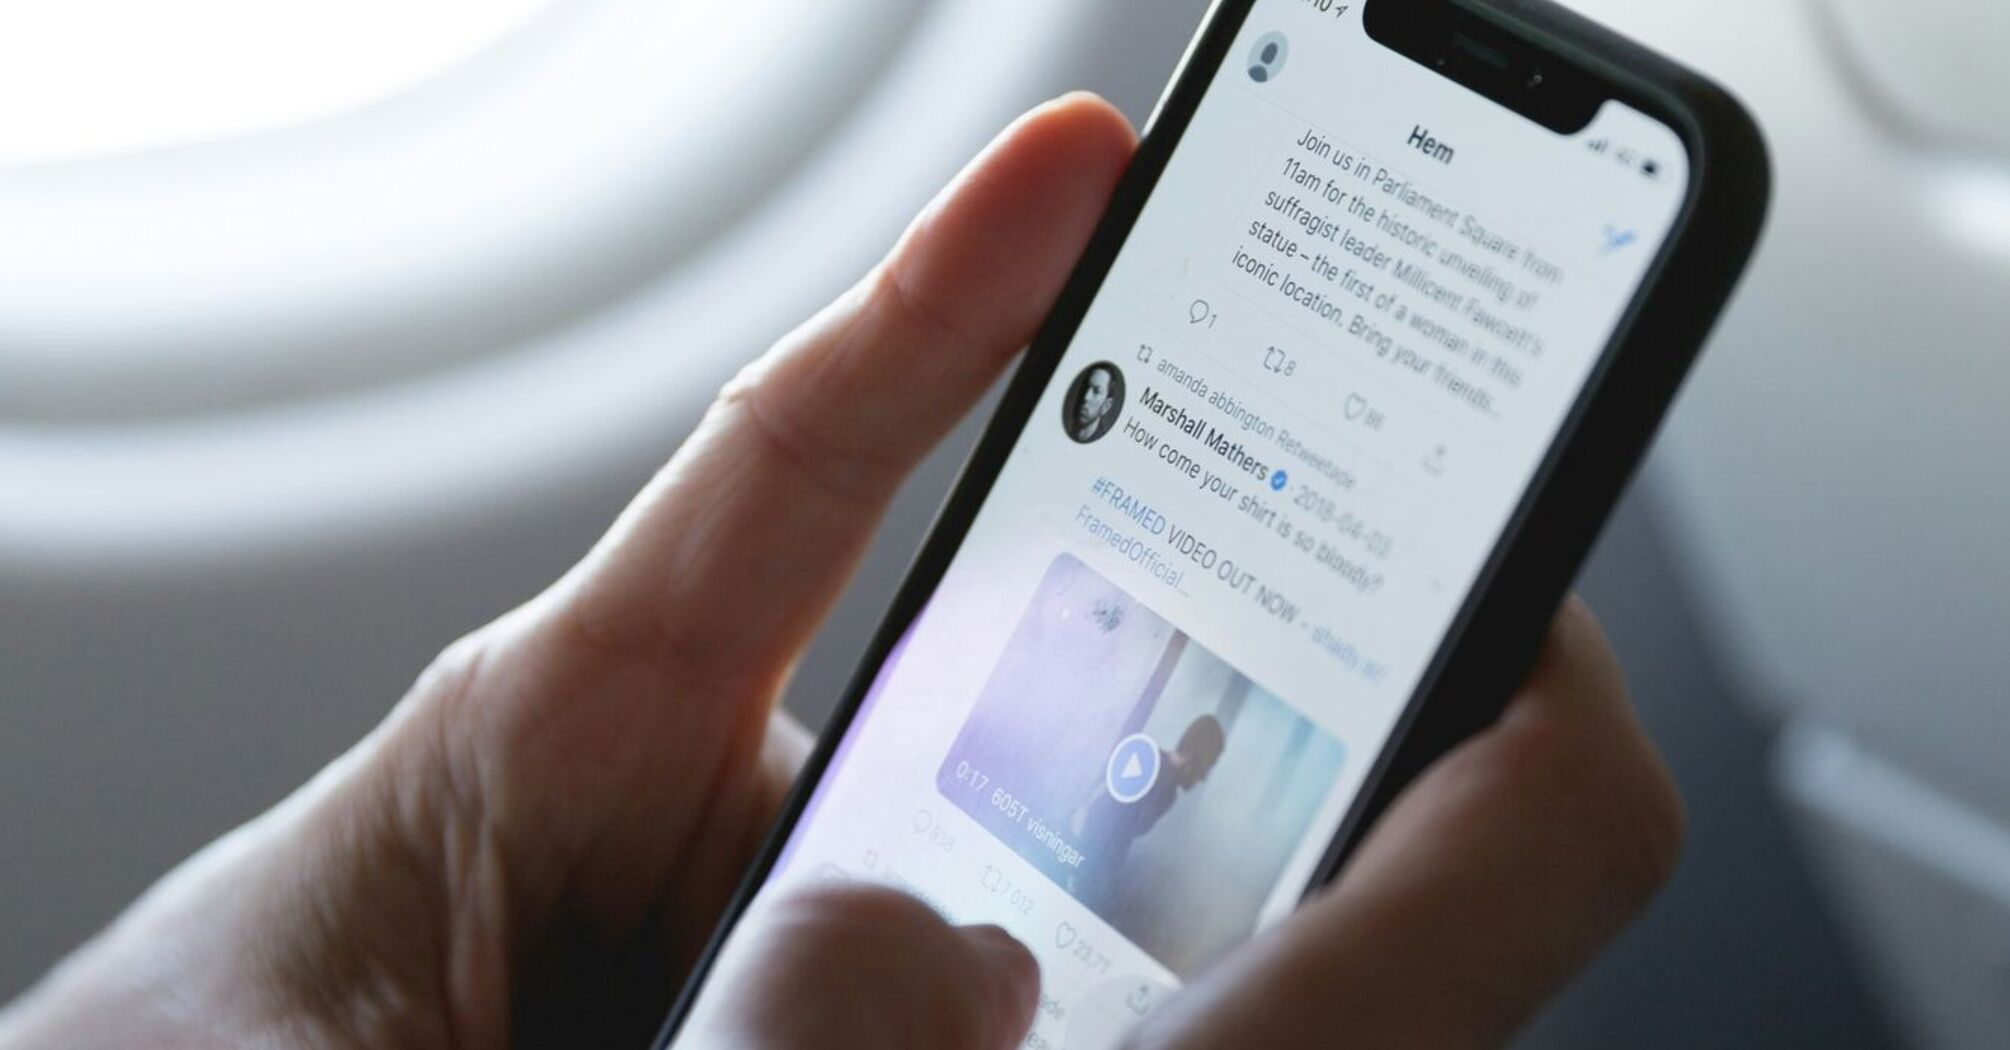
[{"xmin": 676, "ymin": 883, "xmax": 1040, "ymax": 1050}]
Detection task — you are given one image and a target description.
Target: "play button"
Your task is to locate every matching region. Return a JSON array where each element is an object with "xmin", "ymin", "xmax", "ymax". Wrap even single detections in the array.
[{"xmin": 1105, "ymin": 733, "xmax": 1162, "ymax": 804}]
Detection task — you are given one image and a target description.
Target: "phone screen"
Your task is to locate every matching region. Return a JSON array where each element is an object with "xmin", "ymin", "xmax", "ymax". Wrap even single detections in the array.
[{"xmin": 676, "ymin": 2, "xmax": 1689, "ymax": 1044}]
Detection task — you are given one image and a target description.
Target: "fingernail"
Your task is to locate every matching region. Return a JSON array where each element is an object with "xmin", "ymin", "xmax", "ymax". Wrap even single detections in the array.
[{"xmin": 961, "ymin": 924, "xmax": 1040, "ymax": 1038}]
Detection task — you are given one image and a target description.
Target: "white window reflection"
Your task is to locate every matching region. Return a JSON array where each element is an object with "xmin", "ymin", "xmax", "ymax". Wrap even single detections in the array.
[{"xmin": 0, "ymin": 0, "xmax": 557, "ymax": 165}]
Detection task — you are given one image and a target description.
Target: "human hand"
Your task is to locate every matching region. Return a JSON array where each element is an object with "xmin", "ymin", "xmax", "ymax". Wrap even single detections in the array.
[
  {"xmin": 0, "ymin": 93, "xmax": 1680, "ymax": 1050},
  {"xmin": 0, "ymin": 91, "xmax": 1135, "ymax": 1050},
  {"xmin": 669, "ymin": 596, "xmax": 1680, "ymax": 1050}
]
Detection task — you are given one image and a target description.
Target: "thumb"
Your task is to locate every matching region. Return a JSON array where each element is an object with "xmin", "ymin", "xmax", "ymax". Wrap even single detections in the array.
[{"xmin": 676, "ymin": 883, "xmax": 1039, "ymax": 1049}]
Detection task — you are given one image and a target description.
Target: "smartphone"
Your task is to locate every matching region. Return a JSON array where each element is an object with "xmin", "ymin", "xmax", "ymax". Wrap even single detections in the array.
[{"xmin": 659, "ymin": 0, "xmax": 1766, "ymax": 1044}]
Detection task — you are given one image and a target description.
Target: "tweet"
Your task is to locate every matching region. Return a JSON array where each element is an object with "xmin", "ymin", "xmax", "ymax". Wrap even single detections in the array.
[
  {"xmin": 678, "ymin": 3, "xmax": 1689, "ymax": 1047},
  {"xmin": 936, "ymin": 554, "xmax": 1345, "ymax": 979}
]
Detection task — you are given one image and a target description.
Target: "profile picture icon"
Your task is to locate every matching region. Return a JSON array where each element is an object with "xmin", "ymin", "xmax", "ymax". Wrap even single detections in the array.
[
  {"xmin": 1248, "ymin": 31, "xmax": 1289, "ymax": 83},
  {"xmin": 1062, "ymin": 361, "xmax": 1125, "ymax": 444}
]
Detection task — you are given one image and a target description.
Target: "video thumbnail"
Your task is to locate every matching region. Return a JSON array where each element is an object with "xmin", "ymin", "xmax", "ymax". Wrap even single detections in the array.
[{"xmin": 936, "ymin": 553, "xmax": 1345, "ymax": 977}]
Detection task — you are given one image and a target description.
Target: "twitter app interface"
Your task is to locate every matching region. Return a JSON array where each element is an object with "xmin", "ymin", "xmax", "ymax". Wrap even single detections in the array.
[{"xmin": 676, "ymin": 3, "xmax": 1688, "ymax": 1046}]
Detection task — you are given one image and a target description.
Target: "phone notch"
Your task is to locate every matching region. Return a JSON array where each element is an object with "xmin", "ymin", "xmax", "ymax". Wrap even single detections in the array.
[{"xmin": 1363, "ymin": 0, "xmax": 1604, "ymax": 134}]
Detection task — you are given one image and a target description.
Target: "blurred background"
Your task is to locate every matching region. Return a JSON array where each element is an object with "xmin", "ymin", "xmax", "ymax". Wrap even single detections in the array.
[{"xmin": 2, "ymin": 1, "xmax": 2005, "ymax": 1045}]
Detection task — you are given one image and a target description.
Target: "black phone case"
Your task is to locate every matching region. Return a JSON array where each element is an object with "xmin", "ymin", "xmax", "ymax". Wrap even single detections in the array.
[{"xmin": 655, "ymin": 1, "xmax": 1768, "ymax": 1040}]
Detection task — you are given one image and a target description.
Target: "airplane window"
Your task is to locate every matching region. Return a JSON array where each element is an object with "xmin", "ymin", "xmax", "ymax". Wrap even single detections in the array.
[
  {"xmin": 1818, "ymin": 0, "xmax": 2010, "ymax": 152},
  {"xmin": 0, "ymin": 0, "xmax": 910, "ymax": 419},
  {"xmin": 0, "ymin": 0, "xmax": 559, "ymax": 165}
]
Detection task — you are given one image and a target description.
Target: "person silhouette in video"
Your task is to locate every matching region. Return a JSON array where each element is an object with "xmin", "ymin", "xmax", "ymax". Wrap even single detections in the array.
[{"xmin": 1068, "ymin": 714, "xmax": 1227, "ymax": 909}]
